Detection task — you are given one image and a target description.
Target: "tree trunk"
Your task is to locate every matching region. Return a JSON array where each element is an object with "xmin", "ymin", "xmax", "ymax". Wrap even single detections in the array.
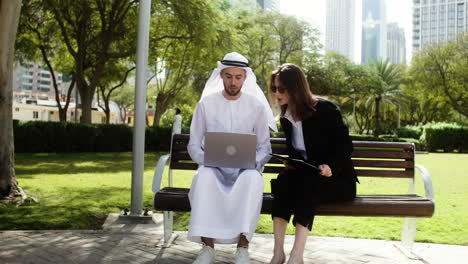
[
  {"xmin": 105, "ymin": 109, "xmax": 110, "ymax": 124},
  {"xmin": 78, "ymin": 81, "xmax": 94, "ymax": 123},
  {"xmin": 153, "ymin": 95, "xmax": 169, "ymax": 127},
  {"xmin": 374, "ymin": 97, "xmax": 381, "ymax": 137},
  {"xmin": 0, "ymin": 0, "xmax": 25, "ymax": 201},
  {"xmin": 59, "ymin": 109, "xmax": 67, "ymax": 121}
]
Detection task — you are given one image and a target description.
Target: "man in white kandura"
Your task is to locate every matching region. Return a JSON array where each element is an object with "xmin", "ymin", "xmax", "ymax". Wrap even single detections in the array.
[{"xmin": 188, "ymin": 52, "xmax": 277, "ymax": 264}]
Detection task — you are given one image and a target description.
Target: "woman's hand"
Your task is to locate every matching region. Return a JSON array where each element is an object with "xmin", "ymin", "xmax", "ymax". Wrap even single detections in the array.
[{"xmin": 319, "ymin": 164, "xmax": 332, "ymax": 177}]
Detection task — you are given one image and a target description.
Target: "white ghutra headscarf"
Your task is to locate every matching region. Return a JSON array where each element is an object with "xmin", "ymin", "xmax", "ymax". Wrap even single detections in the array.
[{"xmin": 200, "ymin": 52, "xmax": 278, "ymax": 132}]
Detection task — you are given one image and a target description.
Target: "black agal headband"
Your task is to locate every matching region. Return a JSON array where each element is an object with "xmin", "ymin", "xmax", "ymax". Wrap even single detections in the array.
[{"xmin": 220, "ymin": 60, "xmax": 249, "ymax": 67}]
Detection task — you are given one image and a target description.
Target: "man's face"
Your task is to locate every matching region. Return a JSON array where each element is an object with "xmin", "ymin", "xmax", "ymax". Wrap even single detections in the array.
[{"xmin": 220, "ymin": 67, "xmax": 246, "ymax": 97}]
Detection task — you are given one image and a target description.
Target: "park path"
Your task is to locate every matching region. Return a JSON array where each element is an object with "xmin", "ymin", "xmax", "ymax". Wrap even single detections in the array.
[{"xmin": 1, "ymin": 229, "xmax": 467, "ymax": 264}]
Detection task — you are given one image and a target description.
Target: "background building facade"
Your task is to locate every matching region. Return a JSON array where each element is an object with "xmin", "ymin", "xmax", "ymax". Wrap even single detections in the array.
[
  {"xmin": 12, "ymin": 61, "xmax": 122, "ymax": 124},
  {"xmin": 13, "ymin": 61, "xmax": 75, "ymax": 104},
  {"xmin": 361, "ymin": 0, "xmax": 387, "ymax": 64},
  {"xmin": 229, "ymin": 0, "xmax": 278, "ymax": 10},
  {"xmin": 325, "ymin": 0, "xmax": 356, "ymax": 60},
  {"xmin": 387, "ymin": 22, "xmax": 406, "ymax": 64},
  {"xmin": 413, "ymin": 0, "xmax": 467, "ymax": 52}
]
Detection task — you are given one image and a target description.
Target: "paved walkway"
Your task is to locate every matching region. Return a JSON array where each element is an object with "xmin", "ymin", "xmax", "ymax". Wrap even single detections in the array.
[
  {"xmin": 1, "ymin": 230, "xmax": 467, "ymax": 264},
  {"xmin": 1, "ymin": 213, "xmax": 467, "ymax": 264}
]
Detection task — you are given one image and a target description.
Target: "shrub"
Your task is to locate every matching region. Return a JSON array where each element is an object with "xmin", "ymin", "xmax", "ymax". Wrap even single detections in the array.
[
  {"xmin": 422, "ymin": 123, "xmax": 467, "ymax": 152},
  {"xmin": 95, "ymin": 124, "xmax": 133, "ymax": 152},
  {"xmin": 350, "ymin": 134, "xmax": 384, "ymax": 142},
  {"xmin": 396, "ymin": 125, "xmax": 423, "ymax": 139},
  {"xmin": 13, "ymin": 120, "xmax": 172, "ymax": 153}
]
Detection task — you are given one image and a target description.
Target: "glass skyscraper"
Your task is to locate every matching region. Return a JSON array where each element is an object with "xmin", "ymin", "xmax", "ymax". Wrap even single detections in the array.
[
  {"xmin": 228, "ymin": 0, "xmax": 278, "ymax": 10},
  {"xmin": 387, "ymin": 23, "xmax": 406, "ymax": 64},
  {"xmin": 325, "ymin": 0, "xmax": 356, "ymax": 61},
  {"xmin": 361, "ymin": 0, "xmax": 387, "ymax": 64},
  {"xmin": 413, "ymin": 0, "xmax": 467, "ymax": 52}
]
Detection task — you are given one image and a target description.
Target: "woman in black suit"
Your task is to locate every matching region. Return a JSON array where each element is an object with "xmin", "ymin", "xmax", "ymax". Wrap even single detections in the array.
[{"xmin": 268, "ymin": 63, "xmax": 358, "ymax": 264}]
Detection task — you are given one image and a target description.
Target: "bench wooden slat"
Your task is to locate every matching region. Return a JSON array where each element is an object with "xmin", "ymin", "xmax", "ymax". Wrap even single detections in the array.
[
  {"xmin": 170, "ymin": 162, "xmax": 416, "ymax": 177},
  {"xmin": 171, "ymin": 162, "xmax": 198, "ymax": 170},
  {"xmin": 352, "ymin": 160, "xmax": 414, "ymax": 168},
  {"xmin": 154, "ymin": 187, "xmax": 434, "ymax": 217},
  {"xmin": 263, "ymin": 166, "xmax": 287, "ymax": 174},
  {"xmin": 353, "ymin": 141, "xmax": 415, "ymax": 150},
  {"xmin": 172, "ymin": 135, "xmax": 416, "ymax": 151},
  {"xmin": 355, "ymin": 169, "xmax": 413, "ymax": 178},
  {"xmin": 171, "ymin": 152, "xmax": 192, "ymax": 161},
  {"xmin": 271, "ymin": 146, "xmax": 288, "ymax": 154},
  {"xmin": 352, "ymin": 150, "xmax": 414, "ymax": 159},
  {"xmin": 169, "ymin": 134, "xmax": 417, "ymax": 177}
]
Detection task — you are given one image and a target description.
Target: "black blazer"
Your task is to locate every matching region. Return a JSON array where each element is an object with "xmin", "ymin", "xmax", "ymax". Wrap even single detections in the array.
[{"xmin": 280, "ymin": 99, "xmax": 358, "ymax": 183}]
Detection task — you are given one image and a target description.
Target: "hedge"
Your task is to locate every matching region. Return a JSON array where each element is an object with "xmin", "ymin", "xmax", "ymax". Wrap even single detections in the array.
[
  {"xmin": 396, "ymin": 125, "xmax": 423, "ymax": 139},
  {"xmin": 422, "ymin": 123, "xmax": 467, "ymax": 153},
  {"xmin": 13, "ymin": 120, "xmax": 172, "ymax": 153},
  {"xmin": 396, "ymin": 123, "xmax": 467, "ymax": 153},
  {"xmin": 13, "ymin": 120, "xmax": 466, "ymax": 153}
]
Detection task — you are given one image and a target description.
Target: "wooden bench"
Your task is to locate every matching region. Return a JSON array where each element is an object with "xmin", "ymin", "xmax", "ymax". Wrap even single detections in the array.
[{"xmin": 152, "ymin": 134, "xmax": 435, "ymax": 255}]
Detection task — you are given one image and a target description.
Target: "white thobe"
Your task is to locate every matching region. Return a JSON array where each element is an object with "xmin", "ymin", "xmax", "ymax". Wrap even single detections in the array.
[{"xmin": 187, "ymin": 91, "xmax": 271, "ymax": 244}]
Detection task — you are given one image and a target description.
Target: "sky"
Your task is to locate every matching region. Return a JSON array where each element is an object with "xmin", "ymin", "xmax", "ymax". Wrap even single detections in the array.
[{"xmin": 279, "ymin": 0, "xmax": 413, "ymax": 63}]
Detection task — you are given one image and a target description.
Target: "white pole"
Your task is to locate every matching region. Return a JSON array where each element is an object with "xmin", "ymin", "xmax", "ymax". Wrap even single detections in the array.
[
  {"xmin": 398, "ymin": 104, "xmax": 401, "ymax": 128},
  {"xmin": 131, "ymin": 0, "xmax": 152, "ymax": 216}
]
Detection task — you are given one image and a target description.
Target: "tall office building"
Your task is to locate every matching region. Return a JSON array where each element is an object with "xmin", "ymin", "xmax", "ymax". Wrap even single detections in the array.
[
  {"xmin": 13, "ymin": 61, "xmax": 72, "ymax": 103},
  {"xmin": 413, "ymin": 0, "xmax": 467, "ymax": 52},
  {"xmin": 256, "ymin": 0, "xmax": 278, "ymax": 10},
  {"xmin": 361, "ymin": 0, "xmax": 387, "ymax": 64},
  {"xmin": 325, "ymin": 0, "xmax": 356, "ymax": 60},
  {"xmin": 387, "ymin": 23, "xmax": 406, "ymax": 64},
  {"xmin": 228, "ymin": 0, "xmax": 278, "ymax": 10}
]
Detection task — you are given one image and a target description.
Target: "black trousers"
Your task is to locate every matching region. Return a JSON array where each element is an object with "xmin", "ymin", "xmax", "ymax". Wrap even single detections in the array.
[{"xmin": 271, "ymin": 168, "xmax": 356, "ymax": 230}]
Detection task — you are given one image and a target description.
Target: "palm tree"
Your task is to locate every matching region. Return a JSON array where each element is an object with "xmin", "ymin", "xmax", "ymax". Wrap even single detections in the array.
[{"xmin": 367, "ymin": 58, "xmax": 405, "ymax": 136}]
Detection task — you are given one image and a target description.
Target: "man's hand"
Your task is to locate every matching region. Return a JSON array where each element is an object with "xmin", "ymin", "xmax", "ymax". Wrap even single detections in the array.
[
  {"xmin": 284, "ymin": 162, "xmax": 295, "ymax": 169},
  {"xmin": 319, "ymin": 164, "xmax": 332, "ymax": 177}
]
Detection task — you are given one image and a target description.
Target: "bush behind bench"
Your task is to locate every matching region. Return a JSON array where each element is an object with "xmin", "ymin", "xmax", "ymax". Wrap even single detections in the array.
[
  {"xmin": 13, "ymin": 120, "xmax": 466, "ymax": 153},
  {"xmin": 13, "ymin": 120, "xmax": 172, "ymax": 153}
]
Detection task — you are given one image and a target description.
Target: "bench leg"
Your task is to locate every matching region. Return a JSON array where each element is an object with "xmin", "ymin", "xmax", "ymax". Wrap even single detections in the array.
[
  {"xmin": 396, "ymin": 217, "xmax": 421, "ymax": 259},
  {"xmin": 161, "ymin": 211, "xmax": 177, "ymax": 247}
]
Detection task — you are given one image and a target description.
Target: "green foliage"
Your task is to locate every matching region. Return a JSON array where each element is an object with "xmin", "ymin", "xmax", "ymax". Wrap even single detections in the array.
[
  {"xmin": 396, "ymin": 125, "xmax": 424, "ymax": 139},
  {"xmin": 159, "ymin": 104, "xmax": 194, "ymax": 131},
  {"xmin": 422, "ymin": 123, "xmax": 468, "ymax": 153},
  {"xmin": 409, "ymin": 34, "xmax": 468, "ymax": 118},
  {"xmin": 31, "ymin": 0, "xmax": 140, "ymax": 123},
  {"xmin": 112, "ymin": 83, "xmax": 135, "ymax": 124},
  {"xmin": 145, "ymin": 126, "xmax": 172, "ymax": 152},
  {"xmin": 13, "ymin": 120, "xmax": 172, "ymax": 153},
  {"xmin": 95, "ymin": 124, "xmax": 133, "ymax": 152},
  {"xmin": 366, "ymin": 58, "xmax": 405, "ymax": 136},
  {"xmin": 148, "ymin": 0, "xmax": 224, "ymax": 126},
  {"xmin": 399, "ymin": 73, "xmax": 453, "ymax": 125}
]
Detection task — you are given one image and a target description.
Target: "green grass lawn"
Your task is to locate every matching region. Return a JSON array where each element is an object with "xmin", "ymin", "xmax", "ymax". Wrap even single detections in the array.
[{"xmin": 1, "ymin": 152, "xmax": 467, "ymax": 246}]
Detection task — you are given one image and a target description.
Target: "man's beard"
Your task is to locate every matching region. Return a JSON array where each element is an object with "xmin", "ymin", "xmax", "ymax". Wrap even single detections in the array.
[{"xmin": 224, "ymin": 85, "xmax": 241, "ymax": 96}]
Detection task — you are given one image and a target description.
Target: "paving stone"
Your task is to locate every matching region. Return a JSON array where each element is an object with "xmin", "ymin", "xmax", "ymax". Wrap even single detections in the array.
[{"xmin": 0, "ymin": 230, "xmax": 467, "ymax": 264}]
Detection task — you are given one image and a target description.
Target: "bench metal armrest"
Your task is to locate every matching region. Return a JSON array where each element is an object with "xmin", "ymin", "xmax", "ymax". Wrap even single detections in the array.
[
  {"xmin": 415, "ymin": 164, "xmax": 434, "ymax": 201},
  {"xmin": 152, "ymin": 154, "xmax": 171, "ymax": 193}
]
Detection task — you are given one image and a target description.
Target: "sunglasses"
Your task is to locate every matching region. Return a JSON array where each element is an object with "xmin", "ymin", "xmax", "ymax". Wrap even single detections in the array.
[{"xmin": 271, "ymin": 85, "xmax": 287, "ymax": 94}]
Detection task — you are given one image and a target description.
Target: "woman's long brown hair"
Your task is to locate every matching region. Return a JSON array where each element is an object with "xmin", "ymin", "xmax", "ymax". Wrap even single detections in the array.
[{"xmin": 269, "ymin": 63, "xmax": 318, "ymax": 121}]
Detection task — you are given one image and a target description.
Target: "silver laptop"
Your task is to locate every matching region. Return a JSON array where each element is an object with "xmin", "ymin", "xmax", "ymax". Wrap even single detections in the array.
[{"xmin": 204, "ymin": 132, "xmax": 257, "ymax": 169}]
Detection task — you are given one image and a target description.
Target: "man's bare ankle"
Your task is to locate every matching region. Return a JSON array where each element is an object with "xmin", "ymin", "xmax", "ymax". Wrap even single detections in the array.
[
  {"xmin": 237, "ymin": 234, "xmax": 249, "ymax": 248},
  {"xmin": 201, "ymin": 237, "xmax": 214, "ymax": 248}
]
